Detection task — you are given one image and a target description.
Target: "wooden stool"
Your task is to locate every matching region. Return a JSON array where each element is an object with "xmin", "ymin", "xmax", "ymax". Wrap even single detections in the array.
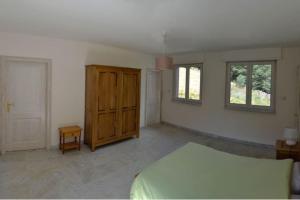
[{"xmin": 59, "ymin": 125, "xmax": 81, "ymax": 154}]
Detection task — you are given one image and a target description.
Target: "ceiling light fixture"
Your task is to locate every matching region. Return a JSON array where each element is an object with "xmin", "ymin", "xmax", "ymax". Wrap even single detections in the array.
[{"xmin": 155, "ymin": 32, "xmax": 173, "ymax": 70}]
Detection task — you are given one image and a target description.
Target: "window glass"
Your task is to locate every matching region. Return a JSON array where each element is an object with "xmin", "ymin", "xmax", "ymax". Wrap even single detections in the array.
[
  {"xmin": 174, "ymin": 64, "xmax": 203, "ymax": 104},
  {"xmin": 230, "ymin": 64, "xmax": 247, "ymax": 104},
  {"xmin": 226, "ymin": 61, "xmax": 275, "ymax": 112},
  {"xmin": 189, "ymin": 67, "xmax": 201, "ymax": 100},
  {"xmin": 251, "ymin": 64, "xmax": 272, "ymax": 106},
  {"xmin": 177, "ymin": 67, "xmax": 186, "ymax": 98}
]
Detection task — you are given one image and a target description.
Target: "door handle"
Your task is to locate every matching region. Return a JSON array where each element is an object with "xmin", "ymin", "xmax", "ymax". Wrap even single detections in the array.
[{"xmin": 6, "ymin": 102, "xmax": 14, "ymax": 113}]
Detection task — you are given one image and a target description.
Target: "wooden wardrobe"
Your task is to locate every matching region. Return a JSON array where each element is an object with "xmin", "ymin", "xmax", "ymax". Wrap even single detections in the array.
[{"xmin": 84, "ymin": 65, "xmax": 141, "ymax": 151}]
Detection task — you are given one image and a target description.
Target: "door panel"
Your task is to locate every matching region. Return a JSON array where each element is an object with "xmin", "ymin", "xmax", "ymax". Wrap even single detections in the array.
[
  {"xmin": 121, "ymin": 71, "xmax": 139, "ymax": 137},
  {"xmin": 5, "ymin": 60, "xmax": 46, "ymax": 151},
  {"xmin": 122, "ymin": 73, "xmax": 137, "ymax": 108},
  {"xmin": 122, "ymin": 109, "xmax": 137, "ymax": 135},
  {"xmin": 97, "ymin": 112, "xmax": 117, "ymax": 141},
  {"xmin": 98, "ymin": 72, "xmax": 117, "ymax": 111},
  {"xmin": 145, "ymin": 70, "xmax": 161, "ymax": 126},
  {"xmin": 12, "ymin": 118, "xmax": 41, "ymax": 144},
  {"xmin": 95, "ymin": 69, "xmax": 139, "ymax": 143},
  {"xmin": 97, "ymin": 70, "xmax": 119, "ymax": 142}
]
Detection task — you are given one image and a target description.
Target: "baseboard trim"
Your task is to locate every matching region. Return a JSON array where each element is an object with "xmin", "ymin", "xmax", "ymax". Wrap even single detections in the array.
[{"xmin": 161, "ymin": 121, "xmax": 274, "ymax": 149}]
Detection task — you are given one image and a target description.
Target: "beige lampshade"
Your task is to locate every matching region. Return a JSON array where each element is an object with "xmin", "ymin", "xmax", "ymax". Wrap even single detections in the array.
[
  {"xmin": 155, "ymin": 56, "xmax": 173, "ymax": 70},
  {"xmin": 283, "ymin": 128, "xmax": 298, "ymax": 145}
]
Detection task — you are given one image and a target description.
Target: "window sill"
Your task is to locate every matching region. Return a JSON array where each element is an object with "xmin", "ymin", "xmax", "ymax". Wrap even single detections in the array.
[
  {"xmin": 173, "ymin": 98, "xmax": 202, "ymax": 106},
  {"xmin": 225, "ymin": 104, "xmax": 275, "ymax": 114}
]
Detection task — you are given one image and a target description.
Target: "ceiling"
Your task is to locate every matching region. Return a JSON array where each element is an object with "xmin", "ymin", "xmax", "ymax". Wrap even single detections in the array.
[{"xmin": 0, "ymin": 0, "xmax": 300, "ymax": 54}]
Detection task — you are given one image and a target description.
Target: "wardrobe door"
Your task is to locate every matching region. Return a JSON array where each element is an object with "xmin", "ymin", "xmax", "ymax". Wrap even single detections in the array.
[
  {"xmin": 96, "ymin": 70, "xmax": 119, "ymax": 142},
  {"xmin": 121, "ymin": 71, "xmax": 140, "ymax": 136}
]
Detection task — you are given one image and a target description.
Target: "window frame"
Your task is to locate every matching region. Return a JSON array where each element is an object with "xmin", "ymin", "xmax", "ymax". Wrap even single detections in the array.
[
  {"xmin": 225, "ymin": 60, "xmax": 276, "ymax": 113},
  {"xmin": 173, "ymin": 63, "xmax": 203, "ymax": 105}
]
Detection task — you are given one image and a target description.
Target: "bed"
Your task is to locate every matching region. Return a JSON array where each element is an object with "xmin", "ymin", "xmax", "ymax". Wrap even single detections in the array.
[{"xmin": 131, "ymin": 142, "xmax": 293, "ymax": 199}]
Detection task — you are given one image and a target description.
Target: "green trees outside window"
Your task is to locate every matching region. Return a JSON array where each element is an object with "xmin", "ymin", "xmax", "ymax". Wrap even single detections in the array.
[{"xmin": 227, "ymin": 61, "xmax": 275, "ymax": 112}]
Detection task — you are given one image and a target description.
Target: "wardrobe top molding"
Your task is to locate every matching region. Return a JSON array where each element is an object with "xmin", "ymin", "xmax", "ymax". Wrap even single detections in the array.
[{"xmin": 86, "ymin": 64, "xmax": 141, "ymax": 72}]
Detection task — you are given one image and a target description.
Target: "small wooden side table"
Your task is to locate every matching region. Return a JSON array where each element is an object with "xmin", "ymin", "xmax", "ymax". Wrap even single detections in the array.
[
  {"xmin": 59, "ymin": 125, "xmax": 81, "ymax": 154},
  {"xmin": 276, "ymin": 140, "xmax": 300, "ymax": 161}
]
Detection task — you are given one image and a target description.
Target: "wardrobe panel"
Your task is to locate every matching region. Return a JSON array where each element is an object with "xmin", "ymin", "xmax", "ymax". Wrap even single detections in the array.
[
  {"xmin": 122, "ymin": 109, "xmax": 137, "ymax": 135},
  {"xmin": 97, "ymin": 112, "xmax": 117, "ymax": 141},
  {"xmin": 122, "ymin": 73, "xmax": 137, "ymax": 108},
  {"xmin": 97, "ymin": 71, "xmax": 118, "ymax": 112}
]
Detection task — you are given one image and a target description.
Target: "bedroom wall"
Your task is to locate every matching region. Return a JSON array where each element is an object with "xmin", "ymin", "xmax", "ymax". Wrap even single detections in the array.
[
  {"xmin": 162, "ymin": 47, "xmax": 300, "ymax": 145},
  {"xmin": 0, "ymin": 31, "xmax": 154, "ymax": 148}
]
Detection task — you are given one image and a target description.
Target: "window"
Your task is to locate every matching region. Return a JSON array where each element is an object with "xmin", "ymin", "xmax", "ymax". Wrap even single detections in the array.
[
  {"xmin": 225, "ymin": 61, "xmax": 276, "ymax": 112},
  {"xmin": 174, "ymin": 63, "xmax": 203, "ymax": 104}
]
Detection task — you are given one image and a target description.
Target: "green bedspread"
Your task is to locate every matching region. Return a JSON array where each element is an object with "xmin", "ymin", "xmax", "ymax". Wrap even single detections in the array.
[{"xmin": 131, "ymin": 142, "xmax": 293, "ymax": 199}]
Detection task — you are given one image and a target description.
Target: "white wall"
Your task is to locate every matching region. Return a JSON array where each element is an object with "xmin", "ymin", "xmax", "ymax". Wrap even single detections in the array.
[
  {"xmin": 0, "ymin": 32, "xmax": 154, "ymax": 148},
  {"xmin": 1, "ymin": 31, "xmax": 299, "ymax": 148},
  {"xmin": 162, "ymin": 47, "xmax": 300, "ymax": 145}
]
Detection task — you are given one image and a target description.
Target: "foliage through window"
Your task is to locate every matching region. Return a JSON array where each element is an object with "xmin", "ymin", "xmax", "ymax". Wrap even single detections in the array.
[
  {"xmin": 226, "ymin": 61, "xmax": 276, "ymax": 112},
  {"xmin": 174, "ymin": 63, "xmax": 203, "ymax": 104}
]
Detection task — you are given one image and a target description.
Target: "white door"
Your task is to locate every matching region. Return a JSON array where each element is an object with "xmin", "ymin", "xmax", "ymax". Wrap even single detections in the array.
[
  {"xmin": 145, "ymin": 70, "xmax": 161, "ymax": 126},
  {"xmin": 3, "ymin": 58, "xmax": 47, "ymax": 151}
]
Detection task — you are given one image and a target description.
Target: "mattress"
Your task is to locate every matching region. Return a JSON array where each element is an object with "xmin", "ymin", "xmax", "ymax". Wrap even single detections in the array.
[{"xmin": 131, "ymin": 142, "xmax": 293, "ymax": 199}]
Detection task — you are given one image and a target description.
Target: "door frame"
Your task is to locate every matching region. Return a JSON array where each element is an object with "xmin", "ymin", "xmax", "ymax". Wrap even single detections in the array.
[
  {"xmin": 0, "ymin": 56, "xmax": 52, "ymax": 154},
  {"xmin": 145, "ymin": 68, "xmax": 162, "ymax": 126}
]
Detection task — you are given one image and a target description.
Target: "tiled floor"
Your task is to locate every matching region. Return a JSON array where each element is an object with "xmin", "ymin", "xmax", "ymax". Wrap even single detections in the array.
[{"xmin": 0, "ymin": 124, "xmax": 274, "ymax": 198}]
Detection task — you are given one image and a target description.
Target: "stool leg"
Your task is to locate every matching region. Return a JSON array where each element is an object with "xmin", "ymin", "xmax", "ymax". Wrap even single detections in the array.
[
  {"xmin": 62, "ymin": 136, "xmax": 65, "ymax": 154},
  {"xmin": 79, "ymin": 132, "xmax": 81, "ymax": 151},
  {"xmin": 59, "ymin": 134, "xmax": 61, "ymax": 150}
]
